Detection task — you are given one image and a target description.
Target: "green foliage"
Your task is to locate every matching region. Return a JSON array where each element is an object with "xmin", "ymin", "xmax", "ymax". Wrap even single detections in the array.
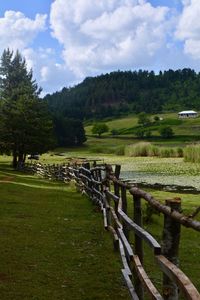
[
  {"xmin": 0, "ymin": 49, "xmax": 54, "ymax": 168},
  {"xmin": 135, "ymin": 128, "xmax": 145, "ymax": 138},
  {"xmin": 137, "ymin": 112, "xmax": 151, "ymax": 126},
  {"xmin": 110, "ymin": 128, "xmax": 120, "ymax": 136},
  {"xmin": 160, "ymin": 118, "xmax": 182, "ymax": 126},
  {"xmin": 145, "ymin": 130, "xmax": 152, "ymax": 138},
  {"xmin": 159, "ymin": 126, "xmax": 174, "ymax": 138},
  {"xmin": 125, "ymin": 142, "xmax": 153, "ymax": 157},
  {"xmin": 184, "ymin": 144, "xmax": 200, "ymax": 163},
  {"xmin": 143, "ymin": 203, "xmax": 160, "ymax": 224},
  {"xmin": 154, "ymin": 116, "xmax": 160, "ymax": 122},
  {"xmin": 125, "ymin": 143, "xmax": 183, "ymax": 158},
  {"xmin": 54, "ymin": 116, "xmax": 86, "ymax": 147},
  {"xmin": 45, "ymin": 68, "xmax": 200, "ymax": 120},
  {"xmin": 92, "ymin": 123, "xmax": 109, "ymax": 137},
  {"xmin": 114, "ymin": 145, "xmax": 125, "ymax": 155}
]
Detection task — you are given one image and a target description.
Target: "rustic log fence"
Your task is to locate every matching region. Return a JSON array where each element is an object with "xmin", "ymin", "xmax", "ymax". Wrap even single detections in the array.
[{"xmin": 24, "ymin": 161, "xmax": 200, "ymax": 300}]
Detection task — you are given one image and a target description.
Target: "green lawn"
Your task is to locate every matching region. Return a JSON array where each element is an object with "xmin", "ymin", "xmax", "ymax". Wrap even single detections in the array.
[
  {"xmin": 1, "ymin": 155, "xmax": 200, "ymax": 298},
  {"xmin": 0, "ymin": 162, "xmax": 129, "ymax": 300}
]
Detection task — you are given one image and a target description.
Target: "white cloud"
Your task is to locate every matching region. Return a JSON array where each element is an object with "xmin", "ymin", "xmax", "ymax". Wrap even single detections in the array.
[
  {"xmin": 50, "ymin": 0, "xmax": 170, "ymax": 78},
  {"xmin": 176, "ymin": 0, "xmax": 200, "ymax": 59},
  {"xmin": 22, "ymin": 47, "xmax": 76, "ymax": 95},
  {"xmin": 0, "ymin": 11, "xmax": 47, "ymax": 52}
]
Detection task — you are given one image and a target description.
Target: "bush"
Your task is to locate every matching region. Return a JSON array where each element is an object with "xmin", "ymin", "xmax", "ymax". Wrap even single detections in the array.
[
  {"xmin": 145, "ymin": 130, "xmax": 152, "ymax": 138},
  {"xmin": 154, "ymin": 116, "xmax": 160, "ymax": 122},
  {"xmin": 159, "ymin": 126, "xmax": 174, "ymax": 138},
  {"xmin": 110, "ymin": 129, "xmax": 119, "ymax": 136},
  {"xmin": 137, "ymin": 112, "xmax": 151, "ymax": 126},
  {"xmin": 135, "ymin": 128, "xmax": 145, "ymax": 138}
]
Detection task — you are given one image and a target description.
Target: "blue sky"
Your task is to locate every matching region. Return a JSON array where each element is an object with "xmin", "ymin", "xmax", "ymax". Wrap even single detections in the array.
[{"xmin": 0, "ymin": 0, "xmax": 200, "ymax": 95}]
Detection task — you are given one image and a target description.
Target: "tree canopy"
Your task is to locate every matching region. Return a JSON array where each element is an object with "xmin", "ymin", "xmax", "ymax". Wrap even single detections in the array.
[
  {"xmin": 159, "ymin": 126, "xmax": 174, "ymax": 139},
  {"xmin": 45, "ymin": 69, "xmax": 200, "ymax": 120},
  {"xmin": 0, "ymin": 49, "xmax": 54, "ymax": 168},
  {"xmin": 54, "ymin": 116, "xmax": 86, "ymax": 146},
  {"xmin": 92, "ymin": 123, "xmax": 109, "ymax": 137}
]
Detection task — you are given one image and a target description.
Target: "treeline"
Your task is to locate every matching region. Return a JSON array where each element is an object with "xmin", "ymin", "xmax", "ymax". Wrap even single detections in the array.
[
  {"xmin": 45, "ymin": 69, "xmax": 200, "ymax": 119},
  {"xmin": 0, "ymin": 49, "xmax": 87, "ymax": 169}
]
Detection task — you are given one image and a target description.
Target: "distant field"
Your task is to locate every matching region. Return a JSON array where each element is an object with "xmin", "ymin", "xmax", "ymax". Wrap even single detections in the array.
[{"xmin": 85, "ymin": 112, "xmax": 200, "ymax": 142}]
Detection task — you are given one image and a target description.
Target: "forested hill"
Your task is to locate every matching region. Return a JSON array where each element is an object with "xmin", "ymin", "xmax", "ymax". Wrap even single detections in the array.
[{"xmin": 44, "ymin": 69, "xmax": 200, "ymax": 120}]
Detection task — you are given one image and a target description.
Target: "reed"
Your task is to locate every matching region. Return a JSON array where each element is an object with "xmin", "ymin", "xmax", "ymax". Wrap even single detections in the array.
[{"xmin": 184, "ymin": 144, "xmax": 200, "ymax": 163}]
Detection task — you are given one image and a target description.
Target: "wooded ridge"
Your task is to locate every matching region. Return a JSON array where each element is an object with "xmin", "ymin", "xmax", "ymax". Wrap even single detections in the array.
[{"xmin": 44, "ymin": 69, "xmax": 200, "ymax": 119}]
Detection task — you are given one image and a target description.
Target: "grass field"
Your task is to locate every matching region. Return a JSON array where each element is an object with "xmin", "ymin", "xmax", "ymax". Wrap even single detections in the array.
[
  {"xmin": 0, "ymin": 160, "xmax": 129, "ymax": 300},
  {"xmin": 0, "ymin": 153, "xmax": 200, "ymax": 298},
  {"xmin": 85, "ymin": 112, "xmax": 200, "ymax": 142}
]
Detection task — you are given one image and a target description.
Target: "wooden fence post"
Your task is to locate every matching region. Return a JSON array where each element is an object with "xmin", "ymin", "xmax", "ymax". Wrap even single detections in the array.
[
  {"xmin": 121, "ymin": 185, "xmax": 129, "ymax": 240},
  {"xmin": 133, "ymin": 194, "xmax": 144, "ymax": 300},
  {"xmin": 113, "ymin": 165, "xmax": 121, "ymax": 216},
  {"xmin": 162, "ymin": 198, "xmax": 181, "ymax": 300}
]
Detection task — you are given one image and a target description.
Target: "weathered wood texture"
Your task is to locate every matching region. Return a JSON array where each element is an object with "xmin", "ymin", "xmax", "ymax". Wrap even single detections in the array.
[{"xmin": 24, "ymin": 162, "xmax": 200, "ymax": 300}]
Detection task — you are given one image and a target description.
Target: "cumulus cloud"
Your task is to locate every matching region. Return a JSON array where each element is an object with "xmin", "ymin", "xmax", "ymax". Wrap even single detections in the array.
[
  {"xmin": 176, "ymin": 0, "xmax": 200, "ymax": 59},
  {"xmin": 22, "ymin": 47, "xmax": 76, "ymax": 95},
  {"xmin": 50, "ymin": 0, "xmax": 170, "ymax": 78},
  {"xmin": 0, "ymin": 11, "xmax": 47, "ymax": 52}
]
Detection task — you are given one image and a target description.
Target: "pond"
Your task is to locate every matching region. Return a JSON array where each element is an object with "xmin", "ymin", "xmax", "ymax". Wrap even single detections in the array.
[
  {"xmin": 106, "ymin": 156, "xmax": 200, "ymax": 194},
  {"xmin": 120, "ymin": 170, "xmax": 200, "ymax": 194}
]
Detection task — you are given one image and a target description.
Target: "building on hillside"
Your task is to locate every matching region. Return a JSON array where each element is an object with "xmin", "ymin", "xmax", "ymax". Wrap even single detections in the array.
[{"xmin": 178, "ymin": 110, "xmax": 198, "ymax": 118}]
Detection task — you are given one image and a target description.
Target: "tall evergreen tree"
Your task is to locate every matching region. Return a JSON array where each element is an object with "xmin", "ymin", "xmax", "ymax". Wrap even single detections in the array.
[{"xmin": 0, "ymin": 49, "xmax": 54, "ymax": 168}]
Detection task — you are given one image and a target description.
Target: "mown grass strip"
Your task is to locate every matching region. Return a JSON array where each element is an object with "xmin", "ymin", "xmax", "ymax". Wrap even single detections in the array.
[{"xmin": 0, "ymin": 168, "xmax": 129, "ymax": 300}]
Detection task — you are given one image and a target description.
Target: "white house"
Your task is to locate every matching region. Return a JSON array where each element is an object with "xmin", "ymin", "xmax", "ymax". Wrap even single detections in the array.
[{"xmin": 178, "ymin": 110, "xmax": 198, "ymax": 118}]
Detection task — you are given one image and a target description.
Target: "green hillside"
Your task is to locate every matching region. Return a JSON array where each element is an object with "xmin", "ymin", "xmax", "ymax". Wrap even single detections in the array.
[
  {"xmin": 45, "ymin": 69, "xmax": 200, "ymax": 120},
  {"xmin": 85, "ymin": 112, "xmax": 200, "ymax": 139}
]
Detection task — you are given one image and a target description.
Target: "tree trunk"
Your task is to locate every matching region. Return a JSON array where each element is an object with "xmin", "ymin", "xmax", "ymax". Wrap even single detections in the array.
[
  {"xmin": 17, "ymin": 152, "xmax": 24, "ymax": 169},
  {"xmin": 12, "ymin": 151, "xmax": 18, "ymax": 169}
]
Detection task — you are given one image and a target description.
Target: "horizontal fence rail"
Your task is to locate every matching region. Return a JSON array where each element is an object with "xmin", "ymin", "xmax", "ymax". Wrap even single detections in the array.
[{"xmin": 24, "ymin": 161, "xmax": 200, "ymax": 300}]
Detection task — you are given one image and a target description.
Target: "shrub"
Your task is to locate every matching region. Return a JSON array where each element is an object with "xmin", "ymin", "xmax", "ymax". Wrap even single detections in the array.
[
  {"xmin": 159, "ymin": 126, "xmax": 174, "ymax": 138},
  {"xmin": 110, "ymin": 129, "xmax": 119, "ymax": 136},
  {"xmin": 135, "ymin": 128, "xmax": 145, "ymax": 138},
  {"xmin": 137, "ymin": 112, "xmax": 151, "ymax": 126},
  {"xmin": 145, "ymin": 130, "xmax": 152, "ymax": 138},
  {"xmin": 154, "ymin": 116, "xmax": 160, "ymax": 122}
]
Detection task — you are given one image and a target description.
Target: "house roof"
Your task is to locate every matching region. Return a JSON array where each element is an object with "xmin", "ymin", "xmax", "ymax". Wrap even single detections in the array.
[{"xmin": 178, "ymin": 110, "xmax": 197, "ymax": 114}]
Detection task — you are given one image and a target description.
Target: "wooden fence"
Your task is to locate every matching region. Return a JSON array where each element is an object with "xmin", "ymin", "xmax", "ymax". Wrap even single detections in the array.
[{"xmin": 25, "ymin": 161, "xmax": 200, "ymax": 300}]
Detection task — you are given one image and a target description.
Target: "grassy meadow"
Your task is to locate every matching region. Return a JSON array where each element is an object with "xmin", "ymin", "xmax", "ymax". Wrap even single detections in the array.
[
  {"xmin": 0, "ymin": 158, "xmax": 129, "ymax": 300},
  {"xmin": 1, "ymin": 111, "xmax": 200, "ymax": 299}
]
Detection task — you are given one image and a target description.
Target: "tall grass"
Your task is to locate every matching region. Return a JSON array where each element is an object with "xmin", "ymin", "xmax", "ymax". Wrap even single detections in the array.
[
  {"xmin": 125, "ymin": 142, "xmax": 183, "ymax": 158},
  {"xmin": 89, "ymin": 141, "xmax": 183, "ymax": 158},
  {"xmin": 184, "ymin": 144, "xmax": 200, "ymax": 162}
]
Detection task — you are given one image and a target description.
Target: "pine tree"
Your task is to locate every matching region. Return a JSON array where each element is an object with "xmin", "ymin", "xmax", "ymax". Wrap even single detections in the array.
[{"xmin": 0, "ymin": 49, "xmax": 54, "ymax": 168}]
